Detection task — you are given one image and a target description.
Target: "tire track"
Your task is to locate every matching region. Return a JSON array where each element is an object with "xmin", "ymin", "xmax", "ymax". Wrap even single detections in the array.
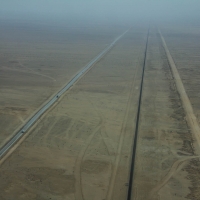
[
  {"xmin": 106, "ymin": 51, "xmax": 142, "ymax": 200},
  {"xmin": 0, "ymin": 110, "xmax": 25, "ymax": 124},
  {"xmin": 42, "ymin": 118, "xmax": 62, "ymax": 148},
  {"xmin": 18, "ymin": 60, "xmax": 56, "ymax": 82},
  {"xmin": 28, "ymin": 117, "xmax": 59, "ymax": 148},
  {"xmin": 2, "ymin": 64, "xmax": 56, "ymax": 82},
  {"xmin": 83, "ymin": 93, "xmax": 114, "ymax": 157},
  {"xmin": 66, "ymin": 121, "xmax": 85, "ymax": 148},
  {"xmin": 126, "ymin": 28, "xmax": 150, "ymax": 200},
  {"xmin": 74, "ymin": 121, "xmax": 103, "ymax": 200},
  {"xmin": 149, "ymin": 155, "xmax": 200, "ymax": 198},
  {"xmin": 64, "ymin": 120, "xmax": 76, "ymax": 142},
  {"xmin": 0, "ymin": 29, "xmax": 130, "ymax": 160},
  {"xmin": 73, "ymin": 91, "xmax": 108, "ymax": 200},
  {"xmin": 81, "ymin": 33, "xmax": 147, "ymax": 200},
  {"xmin": 159, "ymin": 29, "xmax": 200, "ymax": 153}
]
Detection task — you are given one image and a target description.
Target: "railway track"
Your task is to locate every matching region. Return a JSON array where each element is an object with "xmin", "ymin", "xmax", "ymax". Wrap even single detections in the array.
[
  {"xmin": 0, "ymin": 29, "xmax": 129, "ymax": 160},
  {"xmin": 126, "ymin": 28, "xmax": 150, "ymax": 200}
]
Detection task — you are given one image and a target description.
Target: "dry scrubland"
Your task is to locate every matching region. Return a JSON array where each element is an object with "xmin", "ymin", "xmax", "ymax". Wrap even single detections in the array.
[
  {"xmin": 1, "ymin": 23, "xmax": 200, "ymax": 200},
  {"xmin": 0, "ymin": 27, "xmax": 147, "ymax": 199},
  {"xmin": 161, "ymin": 26, "xmax": 200, "ymax": 199},
  {"xmin": 133, "ymin": 27, "xmax": 200, "ymax": 200},
  {"xmin": 133, "ymin": 28, "xmax": 192, "ymax": 199},
  {"xmin": 0, "ymin": 20, "xmax": 125, "ymax": 148},
  {"xmin": 161, "ymin": 25, "xmax": 200, "ymax": 130}
]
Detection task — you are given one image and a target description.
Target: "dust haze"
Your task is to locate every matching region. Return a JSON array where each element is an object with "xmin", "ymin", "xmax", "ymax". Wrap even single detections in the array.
[
  {"xmin": 1, "ymin": 0, "xmax": 200, "ymax": 25},
  {"xmin": 1, "ymin": 0, "xmax": 200, "ymax": 200}
]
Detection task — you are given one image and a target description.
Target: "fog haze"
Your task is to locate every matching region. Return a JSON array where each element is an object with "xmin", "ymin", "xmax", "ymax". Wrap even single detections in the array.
[{"xmin": 1, "ymin": 0, "xmax": 200, "ymax": 25}]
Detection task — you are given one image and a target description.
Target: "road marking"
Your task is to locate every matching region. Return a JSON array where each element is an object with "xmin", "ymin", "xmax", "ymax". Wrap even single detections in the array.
[{"xmin": 159, "ymin": 29, "xmax": 200, "ymax": 152}]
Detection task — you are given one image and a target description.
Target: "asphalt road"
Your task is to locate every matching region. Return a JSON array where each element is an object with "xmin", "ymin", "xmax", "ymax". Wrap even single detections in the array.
[{"xmin": 0, "ymin": 29, "xmax": 129, "ymax": 159}]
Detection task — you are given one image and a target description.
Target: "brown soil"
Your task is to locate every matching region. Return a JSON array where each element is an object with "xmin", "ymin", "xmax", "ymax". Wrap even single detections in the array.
[
  {"xmin": 0, "ymin": 20, "xmax": 125, "ymax": 148},
  {"xmin": 0, "ymin": 27, "xmax": 146, "ymax": 200},
  {"xmin": 132, "ymin": 28, "xmax": 199, "ymax": 200},
  {"xmin": 1, "ymin": 23, "xmax": 200, "ymax": 200}
]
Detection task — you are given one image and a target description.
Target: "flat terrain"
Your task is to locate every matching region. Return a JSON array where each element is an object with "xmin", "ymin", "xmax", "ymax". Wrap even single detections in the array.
[
  {"xmin": 1, "ymin": 23, "xmax": 200, "ymax": 200},
  {"xmin": 0, "ymin": 27, "xmax": 147, "ymax": 199},
  {"xmin": 132, "ymin": 26, "xmax": 200, "ymax": 200},
  {"xmin": 161, "ymin": 25, "xmax": 200, "ymax": 130},
  {"xmin": 0, "ymin": 19, "xmax": 125, "ymax": 148},
  {"xmin": 132, "ymin": 28, "xmax": 194, "ymax": 200}
]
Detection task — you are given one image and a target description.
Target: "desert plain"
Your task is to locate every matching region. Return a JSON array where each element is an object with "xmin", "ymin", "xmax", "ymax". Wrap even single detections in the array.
[
  {"xmin": 0, "ymin": 19, "xmax": 200, "ymax": 200},
  {"xmin": 0, "ymin": 19, "xmax": 125, "ymax": 148}
]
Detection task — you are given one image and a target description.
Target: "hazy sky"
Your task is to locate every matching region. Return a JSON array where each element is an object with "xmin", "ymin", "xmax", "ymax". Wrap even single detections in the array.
[{"xmin": 1, "ymin": 0, "xmax": 200, "ymax": 24}]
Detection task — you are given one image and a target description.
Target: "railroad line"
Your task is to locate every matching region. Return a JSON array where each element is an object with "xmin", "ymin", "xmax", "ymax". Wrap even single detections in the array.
[
  {"xmin": 0, "ymin": 29, "xmax": 129, "ymax": 159},
  {"xmin": 126, "ymin": 28, "xmax": 150, "ymax": 200}
]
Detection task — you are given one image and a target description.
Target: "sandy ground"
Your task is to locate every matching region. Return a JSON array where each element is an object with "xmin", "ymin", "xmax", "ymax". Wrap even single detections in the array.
[
  {"xmin": 1, "ymin": 23, "xmax": 200, "ymax": 200},
  {"xmin": 0, "ymin": 19, "xmax": 125, "ymax": 148},
  {"xmin": 0, "ymin": 27, "xmax": 147, "ymax": 200},
  {"xmin": 161, "ymin": 25, "xmax": 200, "ymax": 132},
  {"xmin": 132, "ymin": 28, "xmax": 199, "ymax": 200},
  {"xmin": 159, "ymin": 25, "xmax": 200, "ymax": 199}
]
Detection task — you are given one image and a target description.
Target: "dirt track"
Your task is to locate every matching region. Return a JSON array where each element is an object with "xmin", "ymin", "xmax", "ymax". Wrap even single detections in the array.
[
  {"xmin": 0, "ymin": 21, "xmax": 124, "ymax": 149},
  {"xmin": 1, "ymin": 24, "xmax": 200, "ymax": 200},
  {"xmin": 132, "ymin": 28, "xmax": 199, "ymax": 200},
  {"xmin": 0, "ymin": 27, "xmax": 146, "ymax": 200},
  {"xmin": 159, "ymin": 30, "xmax": 200, "ymax": 152}
]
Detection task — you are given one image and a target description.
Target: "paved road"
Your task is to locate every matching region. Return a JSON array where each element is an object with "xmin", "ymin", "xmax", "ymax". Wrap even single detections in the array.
[{"xmin": 0, "ymin": 29, "xmax": 129, "ymax": 158}]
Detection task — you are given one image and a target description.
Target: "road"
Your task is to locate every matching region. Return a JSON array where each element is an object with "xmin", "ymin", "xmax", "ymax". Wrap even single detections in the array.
[
  {"xmin": 0, "ymin": 27, "xmax": 145, "ymax": 200},
  {"xmin": 0, "ymin": 29, "xmax": 129, "ymax": 159},
  {"xmin": 1, "ymin": 26, "xmax": 199, "ymax": 200}
]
